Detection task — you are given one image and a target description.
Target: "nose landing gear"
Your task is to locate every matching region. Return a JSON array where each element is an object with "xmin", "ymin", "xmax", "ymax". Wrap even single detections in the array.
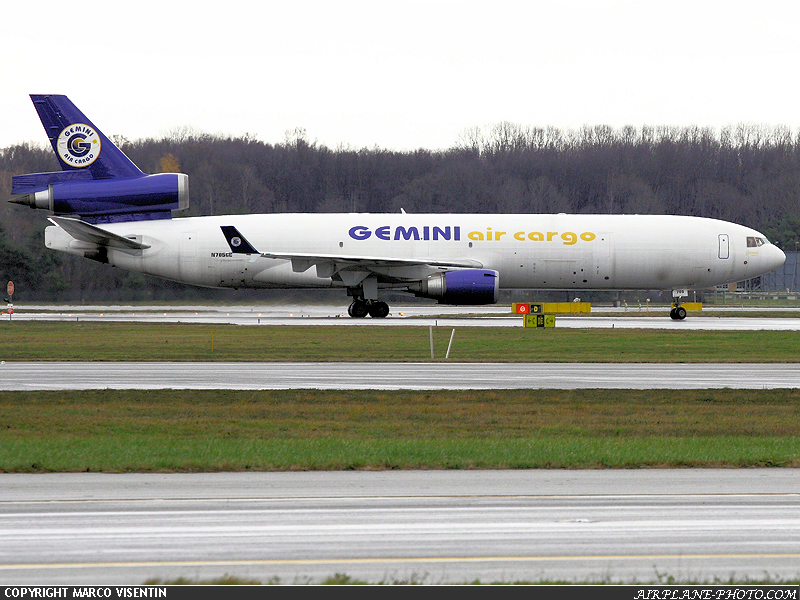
[
  {"xmin": 669, "ymin": 305, "xmax": 687, "ymax": 320},
  {"xmin": 670, "ymin": 288, "xmax": 688, "ymax": 320}
]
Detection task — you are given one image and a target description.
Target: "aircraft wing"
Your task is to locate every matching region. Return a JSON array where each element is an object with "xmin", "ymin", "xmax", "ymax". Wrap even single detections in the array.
[
  {"xmin": 260, "ymin": 250, "xmax": 483, "ymax": 269},
  {"xmin": 222, "ymin": 225, "xmax": 482, "ymax": 271},
  {"xmin": 48, "ymin": 216, "xmax": 151, "ymax": 250}
]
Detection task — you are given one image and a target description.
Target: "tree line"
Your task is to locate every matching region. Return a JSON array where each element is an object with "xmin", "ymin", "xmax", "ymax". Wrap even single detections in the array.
[{"xmin": 1, "ymin": 122, "xmax": 799, "ymax": 301}]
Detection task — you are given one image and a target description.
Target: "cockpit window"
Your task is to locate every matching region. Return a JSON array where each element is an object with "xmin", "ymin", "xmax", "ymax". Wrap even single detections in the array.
[{"xmin": 747, "ymin": 236, "xmax": 767, "ymax": 247}]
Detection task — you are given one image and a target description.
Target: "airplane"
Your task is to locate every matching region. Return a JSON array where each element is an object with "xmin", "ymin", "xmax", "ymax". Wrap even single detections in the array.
[{"xmin": 9, "ymin": 94, "xmax": 786, "ymax": 319}]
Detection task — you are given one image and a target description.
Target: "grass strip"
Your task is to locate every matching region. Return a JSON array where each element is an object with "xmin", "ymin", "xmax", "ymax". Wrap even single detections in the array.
[
  {"xmin": 3, "ymin": 436, "xmax": 798, "ymax": 472},
  {"xmin": 2, "ymin": 322, "xmax": 800, "ymax": 362},
  {"xmin": 2, "ymin": 389, "xmax": 798, "ymax": 471}
]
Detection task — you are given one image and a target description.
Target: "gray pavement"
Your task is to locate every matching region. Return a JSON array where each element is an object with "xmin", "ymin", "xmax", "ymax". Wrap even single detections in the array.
[
  {"xmin": 2, "ymin": 361, "xmax": 799, "ymax": 390},
  {"xmin": 1, "ymin": 470, "xmax": 798, "ymax": 585}
]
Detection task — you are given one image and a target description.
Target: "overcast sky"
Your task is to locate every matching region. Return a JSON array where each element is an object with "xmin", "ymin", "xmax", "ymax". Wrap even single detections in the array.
[{"xmin": 3, "ymin": 0, "xmax": 799, "ymax": 151}]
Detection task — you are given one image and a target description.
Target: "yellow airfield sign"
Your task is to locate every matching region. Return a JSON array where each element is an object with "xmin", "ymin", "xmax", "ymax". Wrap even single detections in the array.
[{"xmin": 523, "ymin": 313, "xmax": 556, "ymax": 328}]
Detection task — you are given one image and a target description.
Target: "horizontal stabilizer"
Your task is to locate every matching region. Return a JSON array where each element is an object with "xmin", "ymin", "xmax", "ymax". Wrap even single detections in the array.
[
  {"xmin": 11, "ymin": 169, "xmax": 93, "ymax": 195},
  {"xmin": 49, "ymin": 216, "xmax": 150, "ymax": 250}
]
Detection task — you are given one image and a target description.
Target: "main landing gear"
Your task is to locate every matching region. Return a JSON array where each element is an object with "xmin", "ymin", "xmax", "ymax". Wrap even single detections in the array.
[
  {"xmin": 346, "ymin": 278, "xmax": 390, "ymax": 318},
  {"xmin": 347, "ymin": 298, "xmax": 390, "ymax": 318}
]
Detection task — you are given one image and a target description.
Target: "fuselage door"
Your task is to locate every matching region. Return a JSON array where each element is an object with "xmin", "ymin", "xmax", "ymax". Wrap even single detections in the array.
[
  {"xmin": 718, "ymin": 234, "xmax": 730, "ymax": 259},
  {"xmin": 179, "ymin": 231, "xmax": 199, "ymax": 281}
]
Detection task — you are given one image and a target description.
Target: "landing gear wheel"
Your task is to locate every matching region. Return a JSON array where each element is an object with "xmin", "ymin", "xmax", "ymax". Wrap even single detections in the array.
[
  {"xmin": 367, "ymin": 301, "xmax": 390, "ymax": 318},
  {"xmin": 670, "ymin": 306, "xmax": 687, "ymax": 320},
  {"xmin": 348, "ymin": 300, "xmax": 369, "ymax": 318}
]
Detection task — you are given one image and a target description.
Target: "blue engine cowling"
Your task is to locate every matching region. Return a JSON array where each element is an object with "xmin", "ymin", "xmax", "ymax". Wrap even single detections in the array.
[
  {"xmin": 10, "ymin": 172, "xmax": 189, "ymax": 224},
  {"xmin": 411, "ymin": 269, "xmax": 499, "ymax": 305}
]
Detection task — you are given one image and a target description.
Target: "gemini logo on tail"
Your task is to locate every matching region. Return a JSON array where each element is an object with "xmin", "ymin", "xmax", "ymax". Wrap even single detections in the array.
[{"xmin": 57, "ymin": 123, "xmax": 101, "ymax": 167}]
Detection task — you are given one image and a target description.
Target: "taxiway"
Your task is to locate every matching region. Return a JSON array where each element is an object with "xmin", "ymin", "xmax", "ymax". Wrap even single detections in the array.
[
  {"xmin": 5, "ymin": 303, "xmax": 800, "ymax": 330},
  {"xmin": 1, "ymin": 470, "xmax": 798, "ymax": 585},
  {"xmin": 2, "ymin": 361, "xmax": 799, "ymax": 390}
]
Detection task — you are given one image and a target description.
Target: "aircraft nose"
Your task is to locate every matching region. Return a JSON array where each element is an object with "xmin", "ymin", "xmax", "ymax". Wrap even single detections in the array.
[{"xmin": 767, "ymin": 243, "xmax": 786, "ymax": 272}]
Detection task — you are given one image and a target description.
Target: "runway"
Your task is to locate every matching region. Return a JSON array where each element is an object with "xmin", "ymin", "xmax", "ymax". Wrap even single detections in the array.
[
  {"xmin": 3, "ymin": 361, "xmax": 800, "ymax": 390},
  {"xmin": 1, "ymin": 470, "xmax": 798, "ymax": 585},
  {"xmin": 6, "ymin": 303, "xmax": 800, "ymax": 329}
]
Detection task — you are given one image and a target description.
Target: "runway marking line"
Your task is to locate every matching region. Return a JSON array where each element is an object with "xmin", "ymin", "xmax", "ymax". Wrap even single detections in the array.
[{"xmin": 3, "ymin": 554, "xmax": 800, "ymax": 570}]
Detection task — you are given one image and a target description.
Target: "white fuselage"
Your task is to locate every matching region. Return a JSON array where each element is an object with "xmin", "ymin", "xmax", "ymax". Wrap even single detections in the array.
[{"xmin": 45, "ymin": 213, "xmax": 786, "ymax": 295}]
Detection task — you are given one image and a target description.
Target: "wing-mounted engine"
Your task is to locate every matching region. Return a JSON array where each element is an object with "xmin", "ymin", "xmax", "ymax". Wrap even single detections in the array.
[{"xmin": 409, "ymin": 269, "xmax": 499, "ymax": 305}]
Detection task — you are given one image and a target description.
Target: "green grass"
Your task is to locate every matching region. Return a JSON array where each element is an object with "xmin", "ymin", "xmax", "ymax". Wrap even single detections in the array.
[
  {"xmin": 2, "ymin": 389, "xmax": 799, "ymax": 471},
  {"xmin": 1, "ymin": 323, "xmax": 798, "ymax": 472},
  {"xmin": 5, "ymin": 435, "xmax": 798, "ymax": 472},
  {"xmin": 3, "ymin": 321, "xmax": 800, "ymax": 362}
]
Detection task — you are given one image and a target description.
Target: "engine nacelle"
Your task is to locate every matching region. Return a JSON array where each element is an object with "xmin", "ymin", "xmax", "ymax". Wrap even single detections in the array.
[
  {"xmin": 410, "ymin": 269, "xmax": 499, "ymax": 305},
  {"xmin": 10, "ymin": 173, "xmax": 189, "ymax": 223}
]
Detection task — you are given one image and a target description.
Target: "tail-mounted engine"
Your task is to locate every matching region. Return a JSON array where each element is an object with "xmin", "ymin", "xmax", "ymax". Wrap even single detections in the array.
[{"xmin": 10, "ymin": 172, "xmax": 189, "ymax": 224}]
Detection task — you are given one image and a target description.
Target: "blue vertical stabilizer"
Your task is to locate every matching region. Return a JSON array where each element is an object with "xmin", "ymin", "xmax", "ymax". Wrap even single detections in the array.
[{"xmin": 30, "ymin": 94, "xmax": 144, "ymax": 180}]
